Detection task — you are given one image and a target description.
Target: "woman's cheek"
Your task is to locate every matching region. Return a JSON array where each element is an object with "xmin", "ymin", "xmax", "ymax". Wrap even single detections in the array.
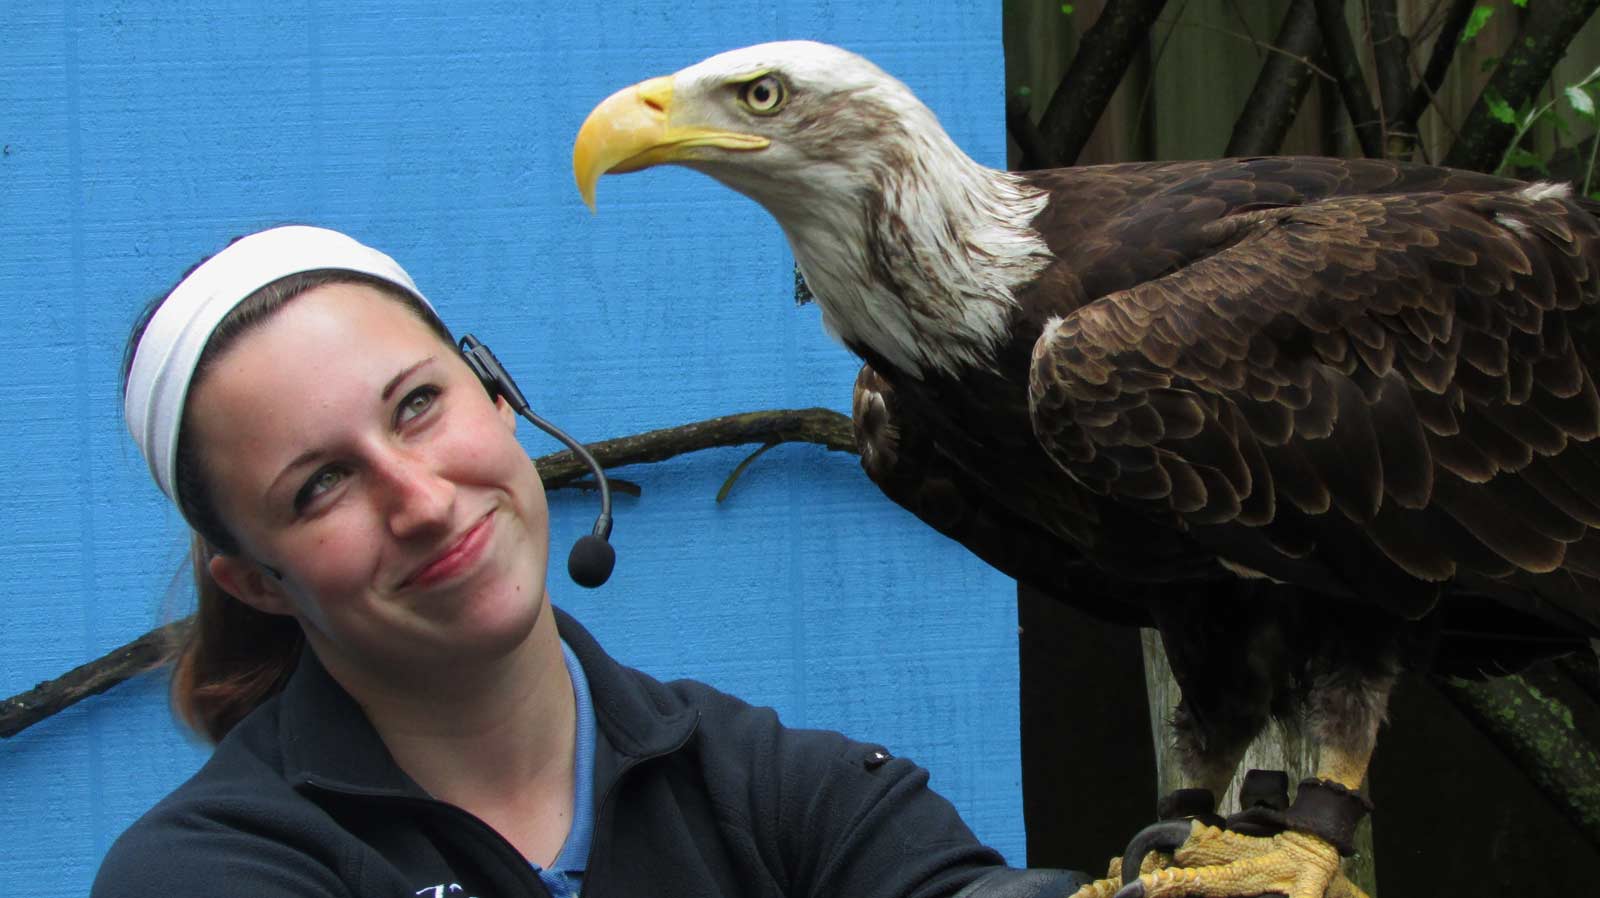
[{"xmin": 305, "ymin": 524, "xmax": 372, "ymax": 592}]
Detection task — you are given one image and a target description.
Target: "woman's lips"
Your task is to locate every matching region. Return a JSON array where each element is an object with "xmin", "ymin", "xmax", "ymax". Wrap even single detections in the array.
[{"xmin": 405, "ymin": 513, "xmax": 494, "ymax": 588}]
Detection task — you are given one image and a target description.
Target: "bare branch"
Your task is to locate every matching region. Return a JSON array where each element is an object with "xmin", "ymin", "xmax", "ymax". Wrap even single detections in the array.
[
  {"xmin": 0, "ymin": 620, "xmax": 189, "ymax": 738},
  {"xmin": 1157, "ymin": 13, "xmax": 1334, "ymax": 83},
  {"xmin": 1313, "ymin": 0, "xmax": 1385, "ymax": 157},
  {"xmin": 533, "ymin": 407, "xmax": 855, "ymax": 485},
  {"xmin": 1, "ymin": 408, "xmax": 858, "ymax": 740},
  {"xmin": 1038, "ymin": 0, "xmax": 1170, "ymax": 166},
  {"xmin": 1007, "ymin": 93, "xmax": 1061, "ymax": 171},
  {"xmin": 1403, "ymin": 0, "xmax": 1477, "ymax": 127},
  {"xmin": 1226, "ymin": 0, "xmax": 1324, "ymax": 157},
  {"xmin": 1368, "ymin": 0, "xmax": 1416, "ymax": 159}
]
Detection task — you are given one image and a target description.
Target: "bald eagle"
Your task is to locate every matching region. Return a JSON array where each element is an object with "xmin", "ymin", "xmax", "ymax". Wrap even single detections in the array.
[{"xmin": 574, "ymin": 41, "xmax": 1600, "ymax": 898}]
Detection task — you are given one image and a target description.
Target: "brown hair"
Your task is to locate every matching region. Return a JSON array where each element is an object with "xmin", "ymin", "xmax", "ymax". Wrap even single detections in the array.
[{"xmin": 124, "ymin": 261, "xmax": 454, "ymax": 743}]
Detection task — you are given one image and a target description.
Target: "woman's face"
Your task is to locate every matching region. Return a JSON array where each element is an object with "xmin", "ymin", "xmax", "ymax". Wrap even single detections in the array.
[{"xmin": 190, "ymin": 282, "xmax": 551, "ymax": 677}]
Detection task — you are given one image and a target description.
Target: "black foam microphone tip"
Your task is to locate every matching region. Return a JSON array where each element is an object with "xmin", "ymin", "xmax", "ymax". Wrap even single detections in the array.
[{"xmin": 568, "ymin": 534, "xmax": 616, "ymax": 588}]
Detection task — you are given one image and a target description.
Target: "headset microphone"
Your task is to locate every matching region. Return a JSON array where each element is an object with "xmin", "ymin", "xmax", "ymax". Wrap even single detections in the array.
[{"xmin": 458, "ymin": 335, "xmax": 616, "ymax": 588}]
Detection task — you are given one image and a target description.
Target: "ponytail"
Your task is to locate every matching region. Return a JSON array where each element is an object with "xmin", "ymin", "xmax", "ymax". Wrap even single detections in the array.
[{"xmin": 167, "ymin": 535, "xmax": 303, "ymax": 743}]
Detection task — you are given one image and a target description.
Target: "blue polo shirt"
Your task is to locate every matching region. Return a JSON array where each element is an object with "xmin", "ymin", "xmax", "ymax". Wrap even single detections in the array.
[{"xmin": 532, "ymin": 641, "xmax": 595, "ymax": 898}]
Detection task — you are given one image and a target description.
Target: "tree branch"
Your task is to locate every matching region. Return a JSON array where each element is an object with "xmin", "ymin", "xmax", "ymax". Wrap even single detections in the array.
[
  {"xmin": 1, "ymin": 408, "xmax": 858, "ymax": 740},
  {"xmin": 1038, "ymin": 0, "xmax": 1169, "ymax": 166},
  {"xmin": 1444, "ymin": 0, "xmax": 1600, "ymax": 173},
  {"xmin": 1368, "ymin": 0, "xmax": 1416, "ymax": 159},
  {"xmin": 1007, "ymin": 93, "xmax": 1062, "ymax": 171},
  {"xmin": 1225, "ymin": 0, "xmax": 1323, "ymax": 157},
  {"xmin": 1434, "ymin": 672, "xmax": 1600, "ymax": 850},
  {"xmin": 1403, "ymin": 0, "xmax": 1477, "ymax": 128},
  {"xmin": 1155, "ymin": 14, "xmax": 1335, "ymax": 82},
  {"xmin": 0, "ymin": 620, "xmax": 190, "ymax": 739},
  {"xmin": 1313, "ymin": 0, "xmax": 1385, "ymax": 157}
]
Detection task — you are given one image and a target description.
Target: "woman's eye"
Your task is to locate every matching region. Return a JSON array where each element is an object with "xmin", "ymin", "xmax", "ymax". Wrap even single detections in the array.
[
  {"xmin": 739, "ymin": 75, "xmax": 786, "ymax": 115},
  {"xmin": 295, "ymin": 467, "xmax": 344, "ymax": 512},
  {"xmin": 397, "ymin": 385, "xmax": 440, "ymax": 426}
]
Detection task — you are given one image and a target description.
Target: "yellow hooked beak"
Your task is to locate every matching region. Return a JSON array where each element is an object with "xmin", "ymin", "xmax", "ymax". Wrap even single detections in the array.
[{"xmin": 573, "ymin": 75, "xmax": 770, "ymax": 211}]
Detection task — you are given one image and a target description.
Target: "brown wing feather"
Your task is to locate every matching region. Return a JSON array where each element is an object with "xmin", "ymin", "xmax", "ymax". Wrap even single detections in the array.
[
  {"xmin": 1029, "ymin": 184, "xmax": 1600, "ymax": 632},
  {"xmin": 850, "ymin": 364, "xmax": 1151, "ymax": 627}
]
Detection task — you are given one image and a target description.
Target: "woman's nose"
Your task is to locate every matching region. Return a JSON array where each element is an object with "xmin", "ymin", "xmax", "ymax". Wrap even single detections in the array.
[{"xmin": 378, "ymin": 452, "xmax": 455, "ymax": 537}]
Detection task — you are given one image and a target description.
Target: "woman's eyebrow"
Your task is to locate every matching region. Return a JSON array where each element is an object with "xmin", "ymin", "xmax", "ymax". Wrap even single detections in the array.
[{"xmin": 382, "ymin": 357, "xmax": 436, "ymax": 400}]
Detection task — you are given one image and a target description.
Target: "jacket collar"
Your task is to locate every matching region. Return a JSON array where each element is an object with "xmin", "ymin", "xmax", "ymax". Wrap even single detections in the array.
[{"xmin": 273, "ymin": 606, "xmax": 698, "ymax": 798}]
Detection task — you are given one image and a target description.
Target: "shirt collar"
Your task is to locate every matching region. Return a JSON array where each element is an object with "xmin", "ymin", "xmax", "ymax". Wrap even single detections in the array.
[{"xmin": 546, "ymin": 639, "xmax": 595, "ymax": 874}]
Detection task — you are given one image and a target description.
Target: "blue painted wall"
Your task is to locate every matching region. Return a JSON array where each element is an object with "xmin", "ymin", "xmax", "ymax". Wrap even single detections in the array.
[{"xmin": 0, "ymin": 3, "xmax": 1020, "ymax": 892}]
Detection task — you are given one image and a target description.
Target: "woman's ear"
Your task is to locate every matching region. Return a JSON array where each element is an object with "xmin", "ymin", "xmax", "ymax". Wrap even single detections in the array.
[{"xmin": 209, "ymin": 554, "xmax": 295, "ymax": 617}]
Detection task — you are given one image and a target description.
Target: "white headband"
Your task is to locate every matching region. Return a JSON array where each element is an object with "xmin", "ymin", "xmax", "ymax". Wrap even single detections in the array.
[{"xmin": 125, "ymin": 225, "xmax": 435, "ymax": 503}]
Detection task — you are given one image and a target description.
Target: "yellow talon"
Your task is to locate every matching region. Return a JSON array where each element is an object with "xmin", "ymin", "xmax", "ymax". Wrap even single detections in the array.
[{"xmin": 1069, "ymin": 824, "xmax": 1369, "ymax": 898}]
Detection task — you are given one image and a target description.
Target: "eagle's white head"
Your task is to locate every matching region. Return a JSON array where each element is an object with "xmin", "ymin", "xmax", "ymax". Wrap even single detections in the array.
[{"xmin": 574, "ymin": 40, "xmax": 1052, "ymax": 379}]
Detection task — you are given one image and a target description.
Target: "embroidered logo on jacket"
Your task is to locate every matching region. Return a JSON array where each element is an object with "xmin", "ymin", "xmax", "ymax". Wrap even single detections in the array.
[{"xmin": 416, "ymin": 884, "xmax": 476, "ymax": 898}]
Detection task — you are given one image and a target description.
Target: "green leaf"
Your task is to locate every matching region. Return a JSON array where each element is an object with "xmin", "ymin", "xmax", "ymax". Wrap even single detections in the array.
[
  {"xmin": 1486, "ymin": 91, "xmax": 1517, "ymax": 125},
  {"xmin": 1512, "ymin": 0, "xmax": 1528, "ymax": 7},
  {"xmin": 1505, "ymin": 147, "xmax": 1548, "ymax": 175},
  {"xmin": 716, "ymin": 442, "xmax": 778, "ymax": 503},
  {"xmin": 1060, "ymin": 3, "xmax": 1074, "ymax": 14},
  {"xmin": 1462, "ymin": 5, "xmax": 1495, "ymax": 42},
  {"xmin": 1568, "ymin": 85, "xmax": 1597, "ymax": 119}
]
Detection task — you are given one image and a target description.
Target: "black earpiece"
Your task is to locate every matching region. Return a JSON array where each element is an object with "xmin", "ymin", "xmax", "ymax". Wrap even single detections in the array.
[{"xmin": 458, "ymin": 334, "xmax": 615, "ymax": 588}]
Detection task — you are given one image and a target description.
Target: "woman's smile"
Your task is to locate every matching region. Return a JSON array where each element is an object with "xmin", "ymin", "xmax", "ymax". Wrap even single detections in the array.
[{"xmin": 404, "ymin": 510, "xmax": 497, "ymax": 590}]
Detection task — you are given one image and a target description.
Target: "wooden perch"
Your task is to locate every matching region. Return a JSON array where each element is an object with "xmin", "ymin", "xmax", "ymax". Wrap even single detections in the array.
[{"xmin": 1, "ymin": 407, "xmax": 857, "ymax": 740}]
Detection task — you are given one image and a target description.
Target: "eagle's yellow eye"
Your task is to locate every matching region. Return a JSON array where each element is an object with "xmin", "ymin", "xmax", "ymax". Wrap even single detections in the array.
[{"xmin": 739, "ymin": 75, "xmax": 787, "ymax": 115}]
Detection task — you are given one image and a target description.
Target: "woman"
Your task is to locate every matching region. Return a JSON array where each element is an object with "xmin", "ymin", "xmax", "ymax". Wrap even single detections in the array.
[{"xmin": 94, "ymin": 225, "xmax": 1084, "ymax": 898}]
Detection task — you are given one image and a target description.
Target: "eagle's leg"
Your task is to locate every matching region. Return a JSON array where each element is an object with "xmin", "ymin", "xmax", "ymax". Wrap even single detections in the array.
[
  {"xmin": 1101, "ymin": 616, "xmax": 1399, "ymax": 898},
  {"xmin": 1162, "ymin": 587, "xmax": 1287, "ymax": 814},
  {"xmin": 1067, "ymin": 592, "xmax": 1282, "ymax": 898}
]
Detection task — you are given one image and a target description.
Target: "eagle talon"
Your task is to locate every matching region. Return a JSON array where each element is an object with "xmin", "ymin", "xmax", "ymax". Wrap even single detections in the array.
[
  {"xmin": 1111, "ymin": 881, "xmax": 1146, "ymax": 898},
  {"xmin": 1121, "ymin": 820, "xmax": 1197, "ymax": 885},
  {"xmin": 1110, "ymin": 826, "xmax": 1360, "ymax": 898}
]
